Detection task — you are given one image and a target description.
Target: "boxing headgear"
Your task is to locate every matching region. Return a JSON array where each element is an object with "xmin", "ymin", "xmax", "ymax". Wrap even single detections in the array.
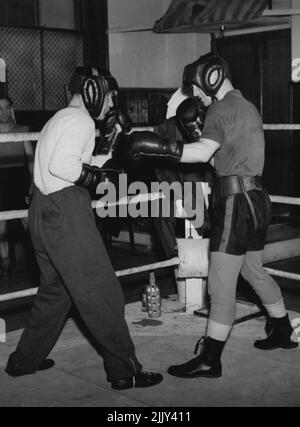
[
  {"xmin": 183, "ymin": 53, "xmax": 230, "ymax": 97},
  {"xmin": 69, "ymin": 67, "xmax": 118, "ymax": 119}
]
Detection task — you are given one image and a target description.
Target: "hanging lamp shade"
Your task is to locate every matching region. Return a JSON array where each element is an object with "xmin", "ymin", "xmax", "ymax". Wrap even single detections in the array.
[{"xmin": 153, "ymin": 0, "xmax": 285, "ymax": 33}]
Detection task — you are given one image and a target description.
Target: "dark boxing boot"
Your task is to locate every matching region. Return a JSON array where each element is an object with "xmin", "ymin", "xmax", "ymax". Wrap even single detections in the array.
[
  {"xmin": 265, "ymin": 316, "xmax": 273, "ymax": 336},
  {"xmin": 254, "ymin": 314, "xmax": 298, "ymax": 350},
  {"xmin": 167, "ymin": 337, "xmax": 225, "ymax": 379}
]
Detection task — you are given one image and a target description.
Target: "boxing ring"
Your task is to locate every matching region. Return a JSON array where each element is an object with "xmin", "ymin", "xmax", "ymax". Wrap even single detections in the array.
[{"xmin": 1, "ymin": 126, "xmax": 300, "ymax": 311}]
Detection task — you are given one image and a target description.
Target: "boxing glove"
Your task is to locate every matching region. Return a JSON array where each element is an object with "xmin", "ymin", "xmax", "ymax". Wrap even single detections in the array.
[
  {"xmin": 116, "ymin": 109, "xmax": 132, "ymax": 134},
  {"xmin": 117, "ymin": 131, "xmax": 184, "ymax": 163},
  {"xmin": 75, "ymin": 164, "xmax": 119, "ymax": 191},
  {"xmin": 105, "ymin": 108, "xmax": 132, "ymax": 137},
  {"xmin": 176, "ymin": 97, "xmax": 207, "ymax": 142},
  {"xmin": 99, "ymin": 108, "xmax": 133, "ymax": 155}
]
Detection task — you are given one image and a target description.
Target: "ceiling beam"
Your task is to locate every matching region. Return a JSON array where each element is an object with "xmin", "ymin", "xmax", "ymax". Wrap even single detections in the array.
[
  {"xmin": 108, "ymin": 26, "xmax": 153, "ymax": 33},
  {"xmin": 218, "ymin": 23, "xmax": 290, "ymax": 37}
]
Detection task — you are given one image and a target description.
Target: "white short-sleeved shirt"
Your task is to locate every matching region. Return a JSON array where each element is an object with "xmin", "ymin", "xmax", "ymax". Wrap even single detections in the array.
[{"xmin": 34, "ymin": 107, "xmax": 95, "ymax": 195}]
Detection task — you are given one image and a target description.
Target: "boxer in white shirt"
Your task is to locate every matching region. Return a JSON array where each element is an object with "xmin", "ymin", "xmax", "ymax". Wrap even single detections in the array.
[{"xmin": 5, "ymin": 67, "xmax": 163, "ymax": 390}]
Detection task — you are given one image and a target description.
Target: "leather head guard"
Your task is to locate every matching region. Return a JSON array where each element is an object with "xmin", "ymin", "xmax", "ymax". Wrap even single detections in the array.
[
  {"xmin": 69, "ymin": 67, "xmax": 118, "ymax": 119},
  {"xmin": 183, "ymin": 53, "xmax": 230, "ymax": 97}
]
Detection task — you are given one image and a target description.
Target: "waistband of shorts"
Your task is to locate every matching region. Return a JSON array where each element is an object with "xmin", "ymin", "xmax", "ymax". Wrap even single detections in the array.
[{"xmin": 214, "ymin": 175, "xmax": 263, "ymax": 198}]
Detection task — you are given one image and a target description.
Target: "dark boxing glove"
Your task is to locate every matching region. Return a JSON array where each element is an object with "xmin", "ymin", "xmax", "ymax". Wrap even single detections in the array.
[
  {"xmin": 118, "ymin": 131, "xmax": 184, "ymax": 163},
  {"xmin": 75, "ymin": 164, "xmax": 119, "ymax": 191},
  {"xmin": 176, "ymin": 97, "xmax": 207, "ymax": 142},
  {"xmin": 116, "ymin": 109, "xmax": 132, "ymax": 134},
  {"xmin": 100, "ymin": 108, "xmax": 133, "ymax": 154},
  {"xmin": 105, "ymin": 108, "xmax": 132, "ymax": 137}
]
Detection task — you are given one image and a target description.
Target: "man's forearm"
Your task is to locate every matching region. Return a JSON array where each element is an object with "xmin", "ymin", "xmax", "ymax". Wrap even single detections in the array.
[
  {"xmin": 49, "ymin": 156, "xmax": 83, "ymax": 183},
  {"xmin": 180, "ymin": 139, "xmax": 219, "ymax": 164}
]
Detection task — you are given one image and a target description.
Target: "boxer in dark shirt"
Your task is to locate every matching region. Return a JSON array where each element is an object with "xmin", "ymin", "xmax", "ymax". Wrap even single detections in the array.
[{"xmin": 120, "ymin": 53, "xmax": 298, "ymax": 379}]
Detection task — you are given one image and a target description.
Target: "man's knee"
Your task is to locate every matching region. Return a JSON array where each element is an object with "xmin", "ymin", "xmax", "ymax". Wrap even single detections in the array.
[
  {"xmin": 240, "ymin": 263, "xmax": 253, "ymax": 283},
  {"xmin": 241, "ymin": 261, "xmax": 268, "ymax": 286},
  {"xmin": 241, "ymin": 251, "xmax": 264, "ymax": 282}
]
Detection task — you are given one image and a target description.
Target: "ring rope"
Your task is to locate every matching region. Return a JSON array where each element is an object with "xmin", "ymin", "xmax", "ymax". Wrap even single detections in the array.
[
  {"xmin": 0, "ymin": 133, "xmax": 41, "ymax": 143},
  {"xmin": 2, "ymin": 195, "xmax": 300, "ymax": 222},
  {"xmin": 0, "ymin": 131, "xmax": 100, "ymax": 144},
  {"xmin": 264, "ymin": 268, "xmax": 300, "ymax": 281},
  {"xmin": 0, "ymin": 257, "xmax": 180, "ymax": 303},
  {"xmin": 270, "ymin": 195, "xmax": 300, "ymax": 205},
  {"xmin": 0, "ymin": 210, "xmax": 28, "ymax": 221},
  {"xmin": 0, "ymin": 127, "xmax": 147, "ymax": 144},
  {"xmin": 263, "ymin": 124, "xmax": 300, "ymax": 130},
  {"xmin": 1, "ymin": 256, "xmax": 300, "ymax": 303},
  {"xmin": 0, "ymin": 124, "xmax": 300, "ymax": 144}
]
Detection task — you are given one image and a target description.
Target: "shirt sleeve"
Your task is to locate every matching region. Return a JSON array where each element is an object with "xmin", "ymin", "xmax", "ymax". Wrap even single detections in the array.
[
  {"xmin": 201, "ymin": 111, "xmax": 228, "ymax": 145},
  {"xmin": 49, "ymin": 115, "xmax": 95, "ymax": 183}
]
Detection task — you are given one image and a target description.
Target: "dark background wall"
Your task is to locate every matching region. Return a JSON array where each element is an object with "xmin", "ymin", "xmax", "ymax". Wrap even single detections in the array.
[
  {"xmin": 83, "ymin": 0, "xmax": 108, "ymax": 69},
  {"xmin": 0, "ymin": 0, "xmax": 36, "ymax": 27},
  {"xmin": 217, "ymin": 30, "xmax": 300, "ymax": 199}
]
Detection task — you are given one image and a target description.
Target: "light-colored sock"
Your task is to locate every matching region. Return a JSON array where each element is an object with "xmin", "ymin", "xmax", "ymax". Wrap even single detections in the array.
[
  {"xmin": 206, "ymin": 319, "xmax": 232, "ymax": 342},
  {"xmin": 264, "ymin": 299, "xmax": 287, "ymax": 319}
]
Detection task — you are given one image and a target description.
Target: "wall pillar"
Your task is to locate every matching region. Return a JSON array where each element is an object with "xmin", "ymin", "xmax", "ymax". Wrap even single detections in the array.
[{"xmin": 83, "ymin": 0, "xmax": 108, "ymax": 69}]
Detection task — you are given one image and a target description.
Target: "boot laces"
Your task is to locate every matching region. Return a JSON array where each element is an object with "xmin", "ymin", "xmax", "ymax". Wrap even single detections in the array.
[{"xmin": 194, "ymin": 337, "xmax": 206, "ymax": 355}]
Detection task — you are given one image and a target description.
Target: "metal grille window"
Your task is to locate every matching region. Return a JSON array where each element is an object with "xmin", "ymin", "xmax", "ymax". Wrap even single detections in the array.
[
  {"xmin": 0, "ymin": 27, "xmax": 83, "ymax": 111},
  {"xmin": 43, "ymin": 31, "xmax": 83, "ymax": 110}
]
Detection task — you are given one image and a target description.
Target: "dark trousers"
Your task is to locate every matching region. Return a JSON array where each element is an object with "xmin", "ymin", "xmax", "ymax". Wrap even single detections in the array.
[{"xmin": 7, "ymin": 186, "xmax": 142, "ymax": 381}]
